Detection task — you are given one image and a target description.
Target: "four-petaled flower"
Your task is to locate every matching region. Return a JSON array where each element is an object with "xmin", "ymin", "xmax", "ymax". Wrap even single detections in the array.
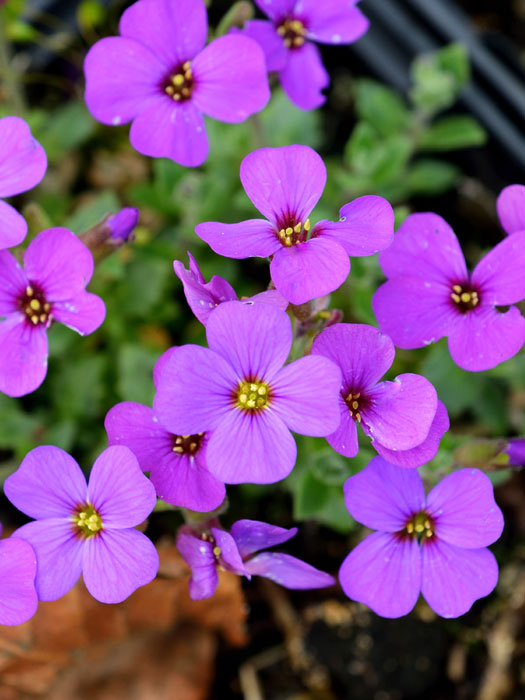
[
  {"xmin": 5, "ymin": 445, "xmax": 159, "ymax": 604},
  {"xmin": 497, "ymin": 184, "xmax": 525, "ymax": 235},
  {"xmin": 339, "ymin": 457, "xmax": 504, "ymax": 618},
  {"xmin": 0, "ymin": 116, "xmax": 47, "ymax": 250},
  {"xmin": 238, "ymin": 0, "xmax": 369, "ymax": 110},
  {"xmin": 0, "ymin": 525, "xmax": 38, "ymax": 626},
  {"xmin": 196, "ymin": 145, "xmax": 394, "ymax": 305},
  {"xmin": 177, "ymin": 518, "xmax": 335, "ymax": 600},
  {"xmin": 84, "ymin": 0, "xmax": 270, "ymax": 167},
  {"xmin": 154, "ymin": 300, "xmax": 342, "ymax": 484},
  {"xmin": 311, "ymin": 323, "xmax": 448, "ymax": 468},
  {"xmin": 372, "ymin": 213, "xmax": 525, "ymax": 371}
]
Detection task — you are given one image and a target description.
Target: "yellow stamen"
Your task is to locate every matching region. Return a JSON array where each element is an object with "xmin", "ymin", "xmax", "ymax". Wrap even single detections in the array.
[
  {"xmin": 460, "ymin": 292, "xmax": 471, "ymax": 303},
  {"xmin": 172, "ymin": 74, "xmax": 184, "ymax": 86},
  {"xmin": 452, "ymin": 285, "xmax": 462, "ymax": 293},
  {"xmin": 29, "ymin": 299, "xmax": 41, "ymax": 311}
]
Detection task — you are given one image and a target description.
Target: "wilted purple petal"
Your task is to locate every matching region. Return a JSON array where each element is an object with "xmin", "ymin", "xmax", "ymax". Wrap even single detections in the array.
[
  {"xmin": 426, "ymin": 469, "xmax": 504, "ymax": 548},
  {"xmin": 107, "ymin": 207, "xmax": 139, "ymax": 242},
  {"xmin": 52, "ymin": 291, "xmax": 106, "ymax": 336},
  {"xmin": 87, "ymin": 446, "xmax": 157, "ymax": 529},
  {"xmin": 506, "ymin": 438, "xmax": 525, "ymax": 467},
  {"xmin": 339, "ymin": 532, "xmax": 421, "ymax": 618},
  {"xmin": 421, "ymin": 540, "xmax": 498, "ymax": 618},
  {"xmin": 270, "ymin": 237, "xmax": 350, "ymax": 305},
  {"xmin": 343, "ymin": 456, "xmax": 425, "ymax": 532},
  {"xmin": 0, "ymin": 116, "xmax": 47, "ymax": 198},
  {"xmin": 5, "ymin": 445, "xmax": 86, "ymax": 519},
  {"xmin": 0, "ymin": 538, "xmax": 38, "ymax": 626},
  {"xmin": 211, "ymin": 528, "xmax": 248, "ymax": 576},
  {"xmin": 326, "ymin": 399, "xmax": 359, "ymax": 458},
  {"xmin": 238, "ymin": 19, "xmax": 288, "ymax": 71},
  {"xmin": 195, "ymin": 219, "xmax": 281, "ymax": 259},
  {"xmin": 82, "ymin": 528, "xmax": 159, "ymax": 604},
  {"xmin": 0, "ymin": 201, "xmax": 28, "ymax": 250},
  {"xmin": 302, "ymin": 0, "xmax": 370, "ymax": 45},
  {"xmin": 471, "ymin": 232, "xmax": 525, "ymax": 305},
  {"xmin": 245, "ymin": 552, "xmax": 335, "ymax": 589},
  {"xmin": 0, "ymin": 251, "xmax": 27, "ymax": 315},
  {"xmin": 192, "ymin": 35, "xmax": 270, "ymax": 122},
  {"xmin": 230, "ymin": 519, "xmax": 297, "ymax": 558},
  {"xmin": 496, "ymin": 184, "xmax": 525, "ymax": 235},
  {"xmin": 0, "ymin": 316, "xmax": 48, "ymax": 397},
  {"xmin": 176, "ymin": 531, "xmax": 218, "ymax": 600},
  {"xmin": 279, "ymin": 42, "xmax": 329, "ymax": 110}
]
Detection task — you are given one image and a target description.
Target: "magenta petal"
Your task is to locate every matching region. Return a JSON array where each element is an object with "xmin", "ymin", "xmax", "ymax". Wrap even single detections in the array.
[
  {"xmin": 447, "ymin": 305, "xmax": 525, "ymax": 372},
  {"xmin": 312, "ymin": 323, "xmax": 395, "ymax": 390},
  {"xmin": 271, "ymin": 355, "xmax": 341, "ymax": 435},
  {"xmin": 302, "ymin": 0, "xmax": 370, "ymax": 44},
  {"xmin": 421, "ymin": 540, "xmax": 498, "ymax": 618},
  {"xmin": 343, "ymin": 456, "xmax": 425, "ymax": 531},
  {"xmin": 339, "ymin": 532, "xmax": 421, "ymax": 618},
  {"xmin": 326, "ymin": 399, "xmax": 359, "ymax": 457},
  {"xmin": 230, "ymin": 519, "xmax": 297, "ymax": 558},
  {"xmin": 206, "ymin": 408, "xmax": 297, "ymax": 484},
  {"xmin": 52, "ymin": 291, "xmax": 106, "ymax": 336},
  {"xmin": 362, "ymin": 373, "xmax": 437, "ymax": 451},
  {"xmin": 471, "ymin": 233, "xmax": 525, "ymax": 305},
  {"xmin": 372, "ymin": 277, "xmax": 456, "ymax": 349},
  {"xmin": 176, "ymin": 532, "xmax": 218, "ymax": 600},
  {"xmin": 240, "ymin": 145, "xmax": 326, "ymax": 225},
  {"xmin": 211, "ymin": 528, "xmax": 248, "ymax": 576},
  {"xmin": 130, "ymin": 98, "xmax": 209, "ymax": 168},
  {"xmin": 82, "ymin": 528, "xmax": 159, "ymax": 604},
  {"xmin": 119, "ymin": 0, "xmax": 207, "ymax": 66},
  {"xmin": 153, "ymin": 346, "xmax": 178, "ymax": 390},
  {"xmin": 426, "ymin": 469, "xmax": 504, "ymax": 548},
  {"xmin": 374, "ymin": 400, "xmax": 449, "ymax": 469},
  {"xmin": 238, "ymin": 20, "xmax": 288, "ymax": 71},
  {"xmin": 245, "ymin": 552, "xmax": 335, "ymax": 589},
  {"xmin": 496, "ymin": 184, "xmax": 525, "ymax": 235},
  {"xmin": 87, "ymin": 446, "xmax": 157, "ymax": 529},
  {"xmin": 247, "ymin": 289, "xmax": 288, "ymax": 310},
  {"xmin": 0, "ymin": 201, "xmax": 28, "ymax": 250},
  {"xmin": 0, "ymin": 116, "xmax": 47, "ymax": 197},
  {"xmin": 378, "ymin": 212, "xmax": 467, "ymax": 283},
  {"xmin": 0, "ymin": 538, "xmax": 38, "ymax": 626},
  {"xmin": 84, "ymin": 37, "xmax": 166, "ymax": 126},
  {"xmin": 206, "ymin": 301, "xmax": 292, "ymax": 381},
  {"xmin": 5, "ymin": 445, "xmax": 86, "ymax": 519},
  {"xmin": 315, "ymin": 195, "xmax": 394, "ymax": 256},
  {"xmin": 0, "ymin": 250, "xmax": 27, "ymax": 314},
  {"xmin": 24, "ymin": 228, "xmax": 94, "ymax": 300},
  {"xmin": 279, "ymin": 42, "xmax": 329, "ymax": 110},
  {"xmin": 192, "ymin": 35, "xmax": 270, "ymax": 123},
  {"xmin": 254, "ymin": 0, "xmax": 296, "ymax": 21},
  {"xmin": 173, "ymin": 255, "xmax": 237, "ymax": 325},
  {"xmin": 0, "ymin": 316, "xmax": 48, "ymax": 397},
  {"xmin": 13, "ymin": 519, "xmax": 84, "ymax": 602},
  {"xmin": 270, "ymin": 238, "xmax": 350, "ymax": 305},
  {"xmin": 153, "ymin": 345, "xmax": 238, "ymax": 434},
  {"xmin": 195, "ymin": 219, "xmax": 281, "ymax": 259}
]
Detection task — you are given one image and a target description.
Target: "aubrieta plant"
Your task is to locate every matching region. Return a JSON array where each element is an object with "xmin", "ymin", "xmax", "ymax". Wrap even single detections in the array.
[{"xmin": 0, "ymin": 0, "xmax": 523, "ymax": 638}]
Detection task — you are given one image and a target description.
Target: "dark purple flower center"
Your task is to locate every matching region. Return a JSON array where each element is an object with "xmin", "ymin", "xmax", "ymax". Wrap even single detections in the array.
[
  {"xmin": 277, "ymin": 18, "xmax": 307, "ymax": 49},
  {"xmin": 402, "ymin": 511, "xmax": 434, "ymax": 542},
  {"xmin": 450, "ymin": 283, "xmax": 480, "ymax": 312},
  {"xmin": 234, "ymin": 379, "xmax": 271, "ymax": 411},
  {"xmin": 73, "ymin": 503, "xmax": 103, "ymax": 538},
  {"xmin": 343, "ymin": 390, "xmax": 368, "ymax": 424},
  {"xmin": 277, "ymin": 218, "xmax": 311, "ymax": 247},
  {"xmin": 164, "ymin": 61, "xmax": 194, "ymax": 102},
  {"xmin": 18, "ymin": 283, "xmax": 52, "ymax": 327},
  {"xmin": 172, "ymin": 432, "xmax": 204, "ymax": 455}
]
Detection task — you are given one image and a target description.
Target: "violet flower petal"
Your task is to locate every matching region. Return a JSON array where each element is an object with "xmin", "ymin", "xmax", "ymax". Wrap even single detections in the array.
[
  {"xmin": 0, "ymin": 538, "xmax": 38, "ymax": 626},
  {"xmin": 245, "ymin": 552, "xmax": 335, "ymax": 589},
  {"xmin": 0, "ymin": 201, "xmax": 28, "ymax": 250},
  {"xmin": 210, "ymin": 528, "xmax": 248, "ymax": 576},
  {"xmin": 421, "ymin": 540, "xmax": 498, "ymax": 618},
  {"xmin": 279, "ymin": 42, "xmax": 329, "ymax": 110},
  {"xmin": 238, "ymin": 19, "xmax": 288, "ymax": 71},
  {"xmin": 195, "ymin": 219, "xmax": 281, "ymax": 259},
  {"xmin": 426, "ymin": 468, "xmax": 504, "ymax": 548},
  {"xmin": 254, "ymin": 0, "xmax": 296, "ymax": 20},
  {"xmin": 107, "ymin": 207, "xmax": 139, "ymax": 242},
  {"xmin": 343, "ymin": 456, "xmax": 426, "ymax": 532},
  {"xmin": 5, "ymin": 445, "xmax": 87, "ymax": 519},
  {"xmin": 173, "ymin": 256, "xmax": 237, "ymax": 325},
  {"xmin": 176, "ymin": 531, "xmax": 218, "ymax": 600},
  {"xmin": 0, "ymin": 116, "xmax": 47, "ymax": 198},
  {"xmin": 52, "ymin": 291, "xmax": 106, "ymax": 336},
  {"xmin": 0, "ymin": 250, "xmax": 27, "ymax": 315},
  {"xmin": 471, "ymin": 232, "xmax": 525, "ymax": 306},
  {"xmin": 496, "ymin": 184, "xmax": 525, "ymax": 235},
  {"xmin": 153, "ymin": 347, "xmax": 178, "ymax": 390},
  {"xmin": 230, "ymin": 519, "xmax": 298, "ymax": 558},
  {"xmin": 247, "ymin": 289, "xmax": 288, "ymax": 310},
  {"xmin": 301, "ymin": 0, "xmax": 370, "ymax": 45},
  {"xmin": 82, "ymin": 528, "xmax": 159, "ymax": 604},
  {"xmin": 326, "ymin": 398, "xmax": 359, "ymax": 457},
  {"xmin": 0, "ymin": 316, "xmax": 48, "ymax": 397},
  {"xmin": 339, "ymin": 532, "xmax": 421, "ymax": 618}
]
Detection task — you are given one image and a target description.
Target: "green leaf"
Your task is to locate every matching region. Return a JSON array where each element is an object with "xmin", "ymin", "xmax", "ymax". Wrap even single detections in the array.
[
  {"xmin": 354, "ymin": 79, "xmax": 410, "ymax": 136},
  {"xmin": 420, "ymin": 115, "xmax": 487, "ymax": 150},
  {"xmin": 435, "ymin": 43, "xmax": 470, "ymax": 89},
  {"xmin": 35, "ymin": 102, "xmax": 95, "ymax": 163},
  {"xmin": 294, "ymin": 470, "xmax": 331, "ymax": 519},
  {"xmin": 260, "ymin": 88, "xmax": 322, "ymax": 148},
  {"xmin": 117, "ymin": 344, "xmax": 158, "ymax": 404},
  {"xmin": 346, "ymin": 123, "xmax": 412, "ymax": 183},
  {"xmin": 310, "ymin": 448, "xmax": 353, "ymax": 486},
  {"xmin": 64, "ymin": 190, "xmax": 120, "ymax": 233},
  {"xmin": 406, "ymin": 159, "xmax": 459, "ymax": 195},
  {"xmin": 77, "ymin": 0, "xmax": 106, "ymax": 30},
  {"xmin": 410, "ymin": 43, "xmax": 470, "ymax": 114}
]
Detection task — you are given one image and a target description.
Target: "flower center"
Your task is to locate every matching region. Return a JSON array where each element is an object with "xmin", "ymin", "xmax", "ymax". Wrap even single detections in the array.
[
  {"xmin": 172, "ymin": 432, "xmax": 204, "ymax": 455},
  {"xmin": 277, "ymin": 18, "xmax": 307, "ymax": 48},
  {"xmin": 235, "ymin": 380, "xmax": 270, "ymax": 411},
  {"xmin": 277, "ymin": 218, "xmax": 310, "ymax": 247},
  {"xmin": 343, "ymin": 391, "xmax": 363, "ymax": 423},
  {"xmin": 73, "ymin": 503, "xmax": 103, "ymax": 538},
  {"xmin": 18, "ymin": 284, "xmax": 52, "ymax": 327},
  {"xmin": 404, "ymin": 511, "xmax": 434, "ymax": 541},
  {"xmin": 164, "ymin": 61, "xmax": 193, "ymax": 102},
  {"xmin": 450, "ymin": 284, "xmax": 480, "ymax": 312}
]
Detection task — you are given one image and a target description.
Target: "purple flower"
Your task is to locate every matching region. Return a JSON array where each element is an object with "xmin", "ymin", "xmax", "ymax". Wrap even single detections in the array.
[
  {"xmin": 105, "ymin": 348, "xmax": 226, "ymax": 512},
  {"xmin": 153, "ymin": 300, "xmax": 341, "ymax": 484},
  {"xmin": 196, "ymin": 145, "xmax": 394, "ymax": 305},
  {"xmin": 173, "ymin": 252, "xmax": 288, "ymax": 325},
  {"xmin": 0, "ymin": 530, "xmax": 38, "ymax": 626},
  {"xmin": 0, "ymin": 227, "xmax": 105, "ymax": 397},
  {"xmin": 177, "ymin": 518, "xmax": 335, "ymax": 600},
  {"xmin": 107, "ymin": 207, "xmax": 139, "ymax": 242},
  {"xmin": 84, "ymin": 0, "xmax": 270, "ymax": 168},
  {"xmin": 0, "ymin": 116, "xmax": 47, "ymax": 250},
  {"xmin": 497, "ymin": 184, "xmax": 525, "ymax": 236},
  {"xmin": 239, "ymin": 0, "xmax": 369, "ymax": 110},
  {"xmin": 372, "ymin": 213, "xmax": 525, "ymax": 372},
  {"xmin": 4, "ymin": 445, "xmax": 159, "ymax": 604},
  {"xmin": 339, "ymin": 457, "xmax": 504, "ymax": 618},
  {"xmin": 506, "ymin": 438, "xmax": 525, "ymax": 467},
  {"xmin": 311, "ymin": 323, "xmax": 448, "ymax": 468}
]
